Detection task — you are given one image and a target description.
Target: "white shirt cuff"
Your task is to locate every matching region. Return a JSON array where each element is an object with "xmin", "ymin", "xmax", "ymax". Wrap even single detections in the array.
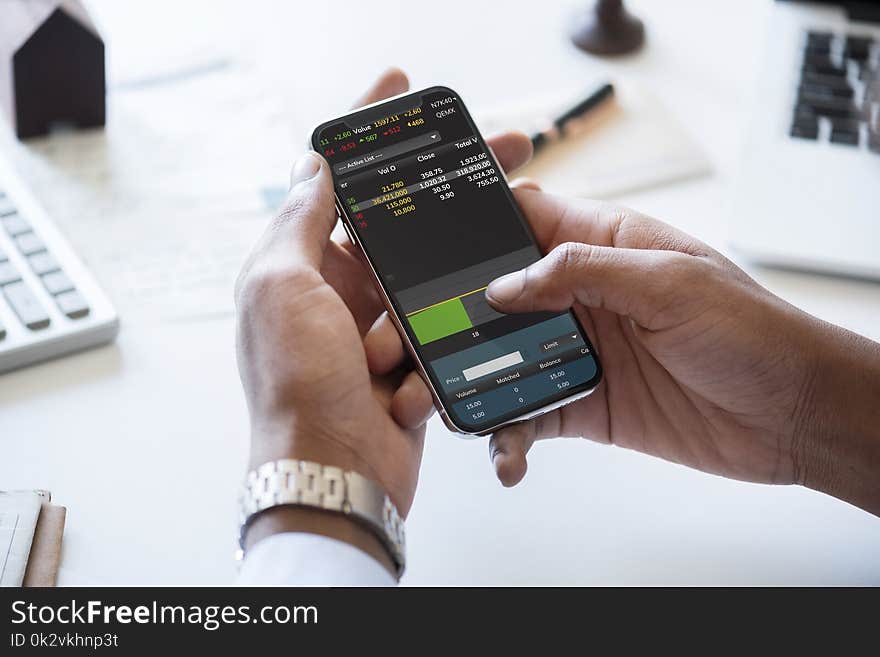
[{"xmin": 236, "ymin": 532, "xmax": 397, "ymax": 587}]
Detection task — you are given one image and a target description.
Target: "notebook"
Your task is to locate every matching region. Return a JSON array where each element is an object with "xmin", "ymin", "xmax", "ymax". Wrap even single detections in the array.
[{"xmin": 0, "ymin": 490, "xmax": 45, "ymax": 586}]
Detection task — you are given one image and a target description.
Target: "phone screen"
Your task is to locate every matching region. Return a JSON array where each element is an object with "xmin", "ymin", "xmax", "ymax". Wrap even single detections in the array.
[{"xmin": 313, "ymin": 87, "xmax": 601, "ymax": 433}]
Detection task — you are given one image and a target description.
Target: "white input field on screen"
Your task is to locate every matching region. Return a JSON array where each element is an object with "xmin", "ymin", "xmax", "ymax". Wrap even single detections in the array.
[{"xmin": 462, "ymin": 351, "xmax": 524, "ymax": 382}]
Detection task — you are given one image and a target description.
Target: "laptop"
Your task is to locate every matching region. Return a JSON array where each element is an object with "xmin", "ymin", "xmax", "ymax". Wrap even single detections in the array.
[{"xmin": 730, "ymin": 0, "xmax": 879, "ymax": 279}]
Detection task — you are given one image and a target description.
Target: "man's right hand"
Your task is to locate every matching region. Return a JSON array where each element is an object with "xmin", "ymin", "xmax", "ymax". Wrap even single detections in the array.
[{"xmin": 479, "ymin": 190, "xmax": 880, "ymax": 515}]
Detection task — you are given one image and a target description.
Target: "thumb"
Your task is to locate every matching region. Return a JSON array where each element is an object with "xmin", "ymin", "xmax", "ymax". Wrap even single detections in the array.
[
  {"xmin": 485, "ymin": 242, "xmax": 699, "ymax": 330},
  {"xmin": 262, "ymin": 151, "xmax": 337, "ymax": 270}
]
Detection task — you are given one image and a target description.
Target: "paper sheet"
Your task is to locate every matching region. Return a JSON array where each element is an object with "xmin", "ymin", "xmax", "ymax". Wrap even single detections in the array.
[
  {"xmin": 477, "ymin": 81, "xmax": 712, "ymax": 199},
  {"xmin": 0, "ymin": 490, "xmax": 45, "ymax": 587},
  {"xmin": 0, "ymin": 57, "xmax": 291, "ymax": 322}
]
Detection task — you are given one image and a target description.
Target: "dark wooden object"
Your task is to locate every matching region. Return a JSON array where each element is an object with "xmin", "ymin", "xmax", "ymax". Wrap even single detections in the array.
[
  {"xmin": 571, "ymin": 0, "xmax": 645, "ymax": 56},
  {"xmin": 0, "ymin": 0, "xmax": 105, "ymax": 139}
]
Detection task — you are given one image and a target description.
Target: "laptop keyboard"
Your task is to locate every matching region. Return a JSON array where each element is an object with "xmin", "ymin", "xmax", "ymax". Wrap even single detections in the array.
[{"xmin": 791, "ymin": 30, "xmax": 879, "ymax": 152}]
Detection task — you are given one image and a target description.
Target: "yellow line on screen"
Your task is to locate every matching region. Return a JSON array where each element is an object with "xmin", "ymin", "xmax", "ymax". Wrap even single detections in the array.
[{"xmin": 405, "ymin": 285, "xmax": 489, "ymax": 317}]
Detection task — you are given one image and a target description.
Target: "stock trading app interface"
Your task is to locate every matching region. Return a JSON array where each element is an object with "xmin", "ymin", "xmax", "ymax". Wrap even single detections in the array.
[{"xmin": 314, "ymin": 87, "xmax": 600, "ymax": 431}]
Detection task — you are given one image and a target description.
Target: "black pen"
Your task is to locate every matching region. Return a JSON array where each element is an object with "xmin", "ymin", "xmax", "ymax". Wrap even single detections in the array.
[{"xmin": 530, "ymin": 82, "xmax": 615, "ymax": 154}]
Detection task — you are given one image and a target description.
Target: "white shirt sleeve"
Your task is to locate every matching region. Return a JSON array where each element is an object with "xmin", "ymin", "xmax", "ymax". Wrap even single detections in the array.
[{"xmin": 236, "ymin": 532, "xmax": 397, "ymax": 587}]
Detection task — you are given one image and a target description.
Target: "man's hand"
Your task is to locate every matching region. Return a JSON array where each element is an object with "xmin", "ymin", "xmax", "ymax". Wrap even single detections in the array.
[
  {"xmin": 235, "ymin": 70, "xmax": 430, "ymax": 520},
  {"xmin": 234, "ymin": 69, "xmax": 537, "ymax": 567},
  {"xmin": 482, "ymin": 191, "xmax": 880, "ymax": 514}
]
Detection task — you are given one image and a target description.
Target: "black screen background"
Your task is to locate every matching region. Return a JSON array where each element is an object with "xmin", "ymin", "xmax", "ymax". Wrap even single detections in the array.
[{"xmin": 315, "ymin": 89, "xmax": 532, "ymax": 293}]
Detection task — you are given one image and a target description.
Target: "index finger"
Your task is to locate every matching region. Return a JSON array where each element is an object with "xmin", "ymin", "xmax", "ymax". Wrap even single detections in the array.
[
  {"xmin": 486, "ymin": 131, "xmax": 533, "ymax": 174},
  {"xmin": 351, "ymin": 67, "xmax": 410, "ymax": 109}
]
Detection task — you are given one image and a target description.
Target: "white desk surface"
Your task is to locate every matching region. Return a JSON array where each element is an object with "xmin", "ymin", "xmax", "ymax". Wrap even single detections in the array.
[{"xmin": 1, "ymin": 0, "xmax": 878, "ymax": 585}]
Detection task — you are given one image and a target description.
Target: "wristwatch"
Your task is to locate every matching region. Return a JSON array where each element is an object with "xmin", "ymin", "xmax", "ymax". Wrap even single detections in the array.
[{"xmin": 238, "ymin": 459, "xmax": 406, "ymax": 578}]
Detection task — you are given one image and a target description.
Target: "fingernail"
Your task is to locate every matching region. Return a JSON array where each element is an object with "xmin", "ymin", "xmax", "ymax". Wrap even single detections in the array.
[
  {"xmin": 290, "ymin": 152, "xmax": 322, "ymax": 187},
  {"xmin": 486, "ymin": 270, "xmax": 524, "ymax": 304}
]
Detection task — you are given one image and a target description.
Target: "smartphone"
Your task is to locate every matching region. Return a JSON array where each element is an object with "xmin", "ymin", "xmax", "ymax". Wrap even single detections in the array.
[{"xmin": 311, "ymin": 86, "xmax": 602, "ymax": 436}]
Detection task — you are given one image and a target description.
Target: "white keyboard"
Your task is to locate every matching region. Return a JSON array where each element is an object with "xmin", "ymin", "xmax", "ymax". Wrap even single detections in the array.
[{"xmin": 0, "ymin": 156, "xmax": 118, "ymax": 374}]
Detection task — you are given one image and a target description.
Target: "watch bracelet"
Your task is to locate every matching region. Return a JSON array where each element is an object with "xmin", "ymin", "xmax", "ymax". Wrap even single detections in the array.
[{"xmin": 238, "ymin": 459, "xmax": 405, "ymax": 578}]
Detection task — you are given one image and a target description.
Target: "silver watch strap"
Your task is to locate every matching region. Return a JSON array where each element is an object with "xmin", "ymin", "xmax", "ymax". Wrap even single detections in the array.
[{"xmin": 239, "ymin": 459, "xmax": 405, "ymax": 578}]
